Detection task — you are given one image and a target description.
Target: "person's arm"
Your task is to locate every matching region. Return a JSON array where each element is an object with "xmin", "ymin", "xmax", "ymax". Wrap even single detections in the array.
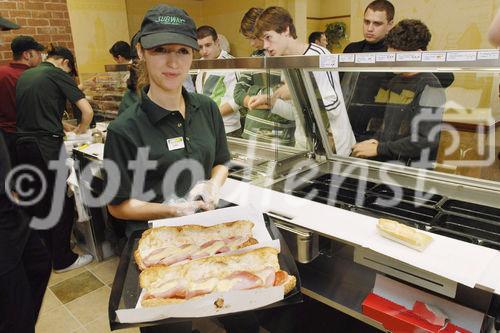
[
  {"xmin": 209, "ymin": 164, "xmax": 228, "ymax": 189},
  {"xmin": 233, "ymin": 72, "xmax": 253, "ymax": 107},
  {"xmin": 73, "ymin": 98, "xmax": 94, "ymax": 134},
  {"xmin": 488, "ymin": 10, "xmax": 500, "ymax": 46},
  {"xmin": 62, "ymin": 121, "xmax": 76, "ymax": 132},
  {"xmin": 220, "ymin": 71, "xmax": 240, "ymax": 116},
  {"xmin": 311, "ymin": 70, "xmax": 342, "ymax": 116},
  {"xmin": 219, "ymin": 102, "xmax": 235, "ymax": 116},
  {"xmin": 108, "ymin": 199, "xmax": 208, "ymax": 221}
]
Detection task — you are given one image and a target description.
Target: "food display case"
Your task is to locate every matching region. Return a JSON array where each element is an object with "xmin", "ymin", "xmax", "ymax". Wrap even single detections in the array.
[
  {"xmin": 79, "ymin": 50, "xmax": 500, "ymax": 331},
  {"xmin": 191, "ymin": 51, "xmax": 500, "ymax": 332}
]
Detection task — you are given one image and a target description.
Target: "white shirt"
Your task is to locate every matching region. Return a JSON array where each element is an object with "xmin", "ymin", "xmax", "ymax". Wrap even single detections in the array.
[
  {"xmin": 195, "ymin": 50, "xmax": 241, "ymax": 133},
  {"xmin": 304, "ymin": 43, "xmax": 356, "ymax": 156}
]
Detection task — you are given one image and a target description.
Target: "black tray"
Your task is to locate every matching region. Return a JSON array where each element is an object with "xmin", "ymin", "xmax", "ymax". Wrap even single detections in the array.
[
  {"xmin": 362, "ymin": 184, "xmax": 441, "ymax": 227},
  {"xmin": 108, "ymin": 213, "xmax": 302, "ymax": 331},
  {"xmin": 433, "ymin": 214, "xmax": 500, "ymax": 246},
  {"xmin": 367, "ymin": 184, "xmax": 443, "ymax": 207},
  {"xmin": 291, "ymin": 175, "xmax": 375, "ymax": 207},
  {"xmin": 440, "ymin": 199, "xmax": 500, "ymax": 223}
]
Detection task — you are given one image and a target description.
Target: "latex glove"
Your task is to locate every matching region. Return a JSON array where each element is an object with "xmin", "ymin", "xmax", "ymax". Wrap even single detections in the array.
[
  {"xmin": 169, "ymin": 200, "xmax": 210, "ymax": 217},
  {"xmin": 187, "ymin": 180, "xmax": 220, "ymax": 210}
]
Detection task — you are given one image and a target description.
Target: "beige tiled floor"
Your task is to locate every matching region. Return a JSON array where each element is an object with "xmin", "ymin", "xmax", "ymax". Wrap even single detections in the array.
[
  {"xmin": 36, "ymin": 256, "xmax": 139, "ymax": 333},
  {"xmin": 36, "ymin": 254, "xmax": 225, "ymax": 333}
]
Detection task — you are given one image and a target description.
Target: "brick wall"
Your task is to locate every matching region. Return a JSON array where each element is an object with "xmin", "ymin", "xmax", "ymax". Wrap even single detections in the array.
[{"xmin": 0, "ymin": 0, "xmax": 74, "ymax": 65}]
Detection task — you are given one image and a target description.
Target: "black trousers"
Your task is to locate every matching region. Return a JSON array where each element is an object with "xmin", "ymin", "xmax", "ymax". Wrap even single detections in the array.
[
  {"xmin": 0, "ymin": 129, "xmax": 16, "ymax": 166},
  {"xmin": 0, "ymin": 231, "xmax": 51, "ymax": 333},
  {"xmin": 38, "ymin": 194, "xmax": 78, "ymax": 270},
  {"xmin": 15, "ymin": 137, "xmax": 78, "ymax": 270}
]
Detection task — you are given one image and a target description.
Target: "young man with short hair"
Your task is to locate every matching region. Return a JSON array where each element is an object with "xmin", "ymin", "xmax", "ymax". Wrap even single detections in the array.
[
  {"xmin": 195, "ymin": 25, "xmax": 241, "ymax": 136},
  {"xmin": 254, "ymin": 6, "xmax": 355, "ymax": 156},
  {"xmin": 344, "ymin": 0, "xmax": 394, "ymax": 53},
  {"xmin": 351, "ymin": 19, "xmax": 446, "ymax": 168},
  {"xmin": 308, "ymin": 31, "xmax": 327, "ymax": 48},
  {"xmin": 16, "ymin": 45, "xmax": 94, "ymax": 273},
  {"xmin": 0, "ymin": 35, "xmax": 44, "ymax": 163},
  {"xmin": 233, "ymin": 7, "xmax": 297, "ymax": 146},
  {"xmin": 109, "ymin": 40, "xmax": 131, "ymax": 64}
]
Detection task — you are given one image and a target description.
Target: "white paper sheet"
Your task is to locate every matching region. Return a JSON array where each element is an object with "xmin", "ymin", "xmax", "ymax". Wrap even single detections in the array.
[
  {"xmin": 221, "ymin": 179, "xmax": 500, "ymax": 292},
  {"xmin": 291, "ymin": 203, "xmax": 377, "ymax": 246},
  {"xmin": 477, "ymin": 252, "xmax": 500, "ymax": 294},
  {"xmin": 115, "ymin": 206, "xmax": 287, "ymax": 323},
  {"xmin": 373, "ymin": 274, "xmax": 484, "ymax": 332},
  {"xmin": 220, "ymin": 178, "xmax": 317, "ymax": 219},
  {"xmin": 116, "ymin": 286, "xmax": 284, "ymax": 323},
  {"xmin": 365, "ymin": 227, "xmax": 498, "ymax": 288},
  {"xmin": 77, "ymin": 143, "xmax": 104, "ymax": 160}
]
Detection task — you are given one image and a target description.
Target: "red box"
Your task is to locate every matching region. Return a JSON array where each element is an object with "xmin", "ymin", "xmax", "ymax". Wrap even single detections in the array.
[{"xmin": 361, "ymin": 293, "xmax": 471, "ymax": 333}]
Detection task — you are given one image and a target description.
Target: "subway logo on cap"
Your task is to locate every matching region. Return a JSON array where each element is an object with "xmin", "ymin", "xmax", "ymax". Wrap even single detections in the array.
[{"xmin": 154, "ymin": 16, "xmax": 186, "ymax": 25}]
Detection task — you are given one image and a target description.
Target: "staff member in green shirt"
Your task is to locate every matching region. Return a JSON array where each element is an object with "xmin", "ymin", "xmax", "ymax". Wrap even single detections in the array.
[
  {"xmin": 104, "ymin": 4, "xmax": 230, "ymax": 237},
  {"xmin": 16, "ymin": 45, "xmax": 94, "ymax": 273}
]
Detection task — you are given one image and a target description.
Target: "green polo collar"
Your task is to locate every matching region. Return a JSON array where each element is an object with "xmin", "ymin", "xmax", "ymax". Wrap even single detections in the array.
[{"xmin": 141, "ymin": 86, "xmax": 200, "ymax": 124}]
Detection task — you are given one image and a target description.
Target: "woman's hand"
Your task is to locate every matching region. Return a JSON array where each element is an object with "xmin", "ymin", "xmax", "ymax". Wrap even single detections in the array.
[
  {"xmin": 170, "ymin": 200, "xmax": 211, "ymax": 216},
  {"xmin": 187, "ymin": 180, "xmax": 220, "ymax": 210}
]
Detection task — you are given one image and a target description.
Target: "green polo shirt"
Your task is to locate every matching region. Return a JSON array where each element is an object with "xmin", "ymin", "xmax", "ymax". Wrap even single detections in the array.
[
  {"xmin": 16, "ymin": 62, "xmax": 85, "ymax": 137},
  {"xmin": 104, "ymin": 86, "xmax": 230, "ymax": 205}
]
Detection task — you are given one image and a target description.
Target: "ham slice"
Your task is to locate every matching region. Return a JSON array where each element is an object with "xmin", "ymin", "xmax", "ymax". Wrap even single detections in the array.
[
  {"xmin": 143, "ymin": 244, "xmax": 194, "ymax": 267},
  {"xmin": 225, "ymin": 271, "xmax": 264, "ymax": 290},
  {"xmin": 159, "ymin": 253, "xmax": 192, "ymax": 266},
  {"xmin": 145, "ymin": 282, "xmax": 187, "ymax": 300}
]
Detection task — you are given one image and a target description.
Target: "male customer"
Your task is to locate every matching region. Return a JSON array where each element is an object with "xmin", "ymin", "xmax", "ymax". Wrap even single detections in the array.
[
  {"xmin": 16, "ymin": 45, "xmax": 94, "ymax": 273},
  {"xmin": 254, "ymin": 6, "xmax": 355, "ymax": 156},
  {"xmin": 195, "ymin": 25, "xmax": 241, "ymax": 136},
  {"xmin": 344, "ymin": 0, "xmax": 394, "ymax": 53},
  {"xmin": 308, "ymin": 31, "xmax": 328, "ymax": 48},
  {"xmin": 351, "ymin": 19, "xmax": 446, "ymax": 169},
  {"xmin": 0, "ymin": 16, "xmax": 51, "ymax": 333},
  {"xmin": 234, "ymin": 7, "xmax": 296, "ymax": 146},
  {"xmin": 0, "ymin": 35, "xmax": 44, "ymax": 163}
]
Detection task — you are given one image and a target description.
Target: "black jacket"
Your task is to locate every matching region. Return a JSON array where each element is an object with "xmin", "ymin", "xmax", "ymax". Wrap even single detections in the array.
[
  {"xmin": 0, "ymin": 133, "xmax": 30, "ymax": 275},
  {"xmin": 343, "ymin": 39, "xmax": 387, "ymax": 53}
]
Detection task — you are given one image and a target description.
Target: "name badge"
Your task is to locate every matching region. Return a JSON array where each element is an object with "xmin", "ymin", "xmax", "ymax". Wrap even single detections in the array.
[{"xmin": 166, "ymin": 137, "xmax": 185, "ymax": 151}]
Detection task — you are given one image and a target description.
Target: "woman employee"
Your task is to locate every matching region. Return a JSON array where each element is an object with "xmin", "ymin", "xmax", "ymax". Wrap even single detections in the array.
[{"xmin": 104, "ymin": 4, "xmax": 230, "ymax": 234}]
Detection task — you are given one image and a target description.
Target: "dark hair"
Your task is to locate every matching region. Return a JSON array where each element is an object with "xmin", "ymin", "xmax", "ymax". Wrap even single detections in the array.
[
  {"xmin": 47, "ymin": 44, "xmax": 77, "ymax": 76},
  {"xmin": 240, "ymin": 7, "xmax": 264, "ymax": 38},
  {"xmin": 109, "ymin": 41, "xmax": 131, "ymax": 60},
  {"xmin": 197, "ymin": 25, "xmax": 218, "ymax": 41},
  {"xmin": 308, "ymin": 31, "xmax": 324, "ymax": 44},
  {"xmin": 255, "ymin": 6, "xmax": 297, "ymax": 39},
  {"xmin": 385, "ymin": 19, "xmax": 431, "ymax": 51},
  {"xmin": 365, "ymin": 0, "xmax": 395, "ymax": 22}
]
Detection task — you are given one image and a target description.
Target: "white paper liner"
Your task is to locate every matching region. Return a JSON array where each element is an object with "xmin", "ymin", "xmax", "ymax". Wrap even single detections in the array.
[{"xmin": 116, "ymin": 205, "xmax": 287, "ymax": 323}]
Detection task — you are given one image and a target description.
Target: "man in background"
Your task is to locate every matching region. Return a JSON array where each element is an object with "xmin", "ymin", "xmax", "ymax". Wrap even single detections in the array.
[
  {"xmin": 16, "ymin": 45, "xmax": 94, "ymax": 273},
  {"xmin": 344, "ymin": 0, "xmax": 394, "ymax": 53},
  {"xmin": 234, "ymin": 7, "xmax": 296, "ymax": 146},
  {"xmin": 0, "ymin": 16, "xmax": 51, "ymax": 333},
  {"xmin": 109, "ymin": 40, "xmax": 131, "ymax": 64},
  {"xmin": 0, "ymin": 35, "xmax": 44, "ymax": 164},
  {"xmin": 253, "ymin": 6, "xmax": 355, "ymax": 155},
  {"xmin": 308, "ymin": 31, "xmax": 328, "ymax": 48},
  {"xmin": 196, "ymin": 25, "xmax": 241, "ymax": 136},
  {"xmin": 352, "ymin": 19, "xmax": 446, "ymax": 169}
]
